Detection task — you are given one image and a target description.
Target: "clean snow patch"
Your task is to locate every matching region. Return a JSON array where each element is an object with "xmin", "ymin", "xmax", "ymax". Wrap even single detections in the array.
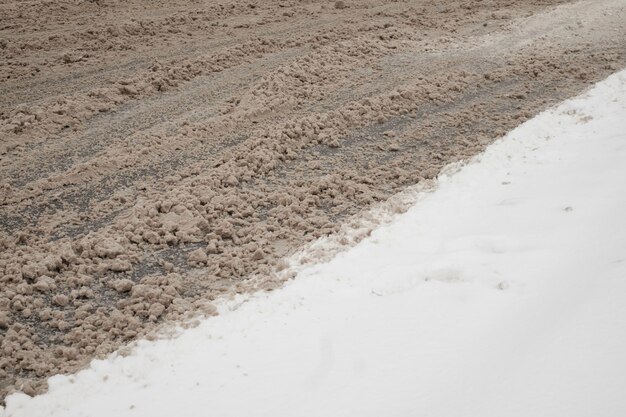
[{"xmin": 3, "ymin": 70, "xmax": 626, "ymax": 417}]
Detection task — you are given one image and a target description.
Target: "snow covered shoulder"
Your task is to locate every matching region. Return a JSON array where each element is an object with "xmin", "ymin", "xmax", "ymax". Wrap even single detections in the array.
[{"xmin": 4, "ymin": 70, "xmax": 626, "ymax": 417}]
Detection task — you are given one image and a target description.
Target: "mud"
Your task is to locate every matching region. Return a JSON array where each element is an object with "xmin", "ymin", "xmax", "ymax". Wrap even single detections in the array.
[{"xmin": 1, "ymin": 0, "xmax": 625, "ymax": 402}]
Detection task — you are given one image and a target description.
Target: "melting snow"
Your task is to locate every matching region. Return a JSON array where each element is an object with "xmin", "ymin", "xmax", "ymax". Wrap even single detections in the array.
[{"xmin": 4, "ymin": 70, "xmax": 626, "ymax": 417}]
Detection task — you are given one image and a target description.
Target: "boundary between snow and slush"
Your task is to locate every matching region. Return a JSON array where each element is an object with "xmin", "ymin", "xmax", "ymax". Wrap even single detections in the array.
[
  {"xmin": 267, "ymin": 66, "xmax": 626, "ymax": 285},
  {"xmin": 3, "ymin": 68, "xmax": 626, "ymax": 417}
]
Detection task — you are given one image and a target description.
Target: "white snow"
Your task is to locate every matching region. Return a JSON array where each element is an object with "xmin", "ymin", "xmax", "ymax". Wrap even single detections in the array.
[{"xmin": 4, "ymin": 70, "xmax": 626, "ymax": 417}]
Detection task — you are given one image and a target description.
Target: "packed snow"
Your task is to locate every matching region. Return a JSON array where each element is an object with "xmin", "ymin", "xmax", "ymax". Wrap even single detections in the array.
[{"xmin": 3, "ymin": 70, "xmax": 626, "ymax": 417}]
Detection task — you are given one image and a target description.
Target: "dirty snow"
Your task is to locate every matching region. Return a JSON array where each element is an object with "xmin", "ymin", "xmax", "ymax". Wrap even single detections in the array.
[
  {"xmin": 3, "ymin": 70, "xmax": 626, "ymax": 417},
  {"xmin": 3, "ymin": 0, "xmax": 626, "ymax": 398}
]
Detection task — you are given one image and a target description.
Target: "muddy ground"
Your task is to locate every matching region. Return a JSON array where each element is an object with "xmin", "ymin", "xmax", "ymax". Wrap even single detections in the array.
[{"xmin": 0, "ymin": 0, "xmax": 625, "ymax": 402}]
